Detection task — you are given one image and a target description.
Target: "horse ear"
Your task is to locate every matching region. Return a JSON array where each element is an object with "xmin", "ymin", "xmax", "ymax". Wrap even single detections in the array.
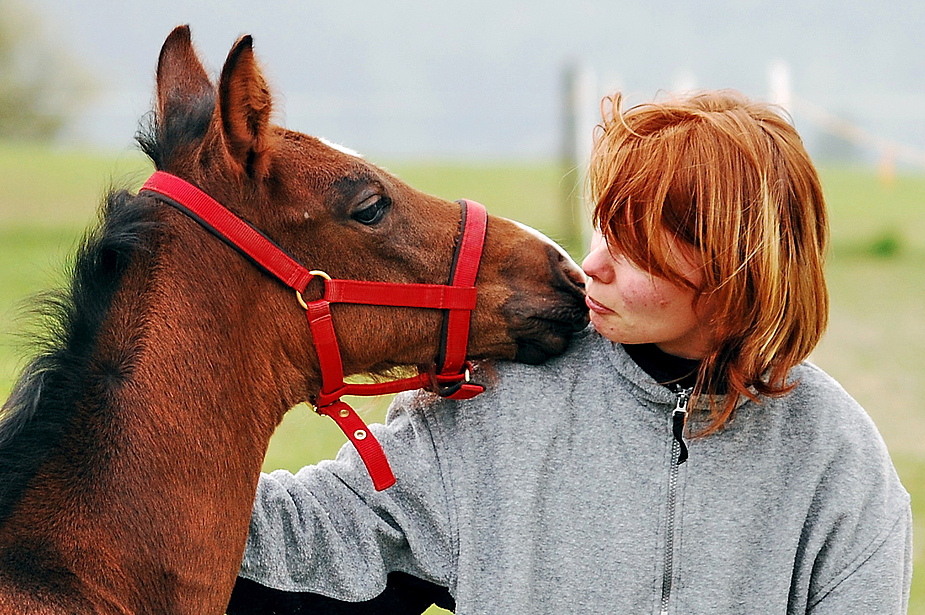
[
  {"xmin": 217, "ymin": 35, "xmax": 273, "ymax": 178},
  {"xmin": 156, "ymin": 25, "xmax": 214, "ymax": 124}
]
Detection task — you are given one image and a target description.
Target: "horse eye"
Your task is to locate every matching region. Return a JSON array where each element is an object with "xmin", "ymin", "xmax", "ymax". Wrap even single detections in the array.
[{"xmin": 351, "ymin": 195, "xmax": 390, "ymax": 225}]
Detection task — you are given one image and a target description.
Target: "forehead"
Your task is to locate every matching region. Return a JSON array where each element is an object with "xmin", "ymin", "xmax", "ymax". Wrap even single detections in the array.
[{"xmin": 273, "ymin": 130, "xmax": 379, "ymax": 184}]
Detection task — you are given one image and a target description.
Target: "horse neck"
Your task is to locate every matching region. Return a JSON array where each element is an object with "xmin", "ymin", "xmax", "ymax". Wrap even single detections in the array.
[{"xmin": 4, "ymin": 216, "xmax": 317, "ymax": 613}]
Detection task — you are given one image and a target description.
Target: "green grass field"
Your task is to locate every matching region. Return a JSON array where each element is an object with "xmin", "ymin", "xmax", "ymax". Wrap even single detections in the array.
[{"xmin": 0, "ymin": 144, "xmax": 922, "ymax": 612}]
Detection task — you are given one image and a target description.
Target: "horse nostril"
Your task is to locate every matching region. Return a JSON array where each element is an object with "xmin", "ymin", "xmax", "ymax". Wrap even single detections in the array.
[
  {"xmin": 546, "ymin": 244, "xmax": 586, "ymax": 294},
  {"xmin": 558, "ymin": 260, "xmax": 587, "ymax": 297},
  {"xmin": 566, "ymin": 267, "xmax": 586, "ymax": 291}
]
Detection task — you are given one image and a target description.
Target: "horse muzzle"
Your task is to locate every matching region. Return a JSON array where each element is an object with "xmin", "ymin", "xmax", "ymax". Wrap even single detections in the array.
[{"xmin": 505, "ymin": 244, "xmax": 589, "ymax": 365}]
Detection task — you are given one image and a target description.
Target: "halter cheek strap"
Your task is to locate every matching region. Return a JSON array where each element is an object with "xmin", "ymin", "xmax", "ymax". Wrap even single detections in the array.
[{"xmin": 140, "ymin": 171, "xmax": 487, "ymax": 491}]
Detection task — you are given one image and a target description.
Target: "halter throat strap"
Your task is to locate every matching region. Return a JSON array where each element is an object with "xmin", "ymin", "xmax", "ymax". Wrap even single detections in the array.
[{"xmin": 139, "ymin": 171, "xmax": 487, "ymax": 491}]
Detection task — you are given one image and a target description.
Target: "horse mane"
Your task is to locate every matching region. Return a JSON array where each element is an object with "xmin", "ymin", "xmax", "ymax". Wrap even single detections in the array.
[
  {"xmin": 0, "ymin": 190, "xmax": 159, "ymax": 523},
  {"xmin": 136, "ymin": 90, "xmax": 215, "ymax": 171},
  {"xmin": 0, "ymin": 86, "xmax": 219, "ymax": 523}
]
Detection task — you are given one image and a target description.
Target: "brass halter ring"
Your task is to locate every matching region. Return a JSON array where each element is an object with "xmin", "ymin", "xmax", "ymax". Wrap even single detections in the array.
[{"xmin": 295, "ymin": 270, "xmax": 332, "ymax": 310}]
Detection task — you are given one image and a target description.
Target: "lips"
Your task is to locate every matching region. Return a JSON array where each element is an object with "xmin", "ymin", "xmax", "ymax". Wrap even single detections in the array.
[{"xmin": 585, "ymin": 295, "xmax": 613, "ymax": 315}]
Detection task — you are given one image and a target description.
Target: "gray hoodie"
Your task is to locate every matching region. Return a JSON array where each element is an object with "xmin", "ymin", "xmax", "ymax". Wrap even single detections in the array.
[{"xmin": 240, "ymin": 328, "xmax": 912, "ymax": 614}]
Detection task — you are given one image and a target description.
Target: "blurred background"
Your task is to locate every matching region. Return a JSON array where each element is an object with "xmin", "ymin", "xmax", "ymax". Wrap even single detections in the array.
[
  {"xmin": 6, "ymin": 0, "xmax": 925, "ymax": 161},
  {"xmin": 0, "ymin": 0, "xmax": 923, "ymax": 612}
]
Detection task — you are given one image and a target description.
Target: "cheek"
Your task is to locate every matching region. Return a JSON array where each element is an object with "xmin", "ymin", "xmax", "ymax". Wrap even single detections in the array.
[
  {"xmin": 619, "ymin": 275, "xmax": 668, "ymax": 311},
  {"xmin": 623, "ymin": 276, "xmax": 694, "ymax": 319}
]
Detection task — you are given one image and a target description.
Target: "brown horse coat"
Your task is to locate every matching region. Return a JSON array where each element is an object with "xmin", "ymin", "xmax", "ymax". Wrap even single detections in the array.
[{"xmin": 0, "ymin": 26, "xmax": 586, "ymax": 614}]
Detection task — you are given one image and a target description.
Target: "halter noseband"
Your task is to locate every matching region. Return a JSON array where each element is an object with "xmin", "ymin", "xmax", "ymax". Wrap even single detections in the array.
[{"xmin": 140, "ymin": 171, "xmax": 488, "ymax": 491}]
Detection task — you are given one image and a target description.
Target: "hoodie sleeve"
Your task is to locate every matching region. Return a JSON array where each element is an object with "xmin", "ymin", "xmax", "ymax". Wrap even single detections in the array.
[
  {"xmin": 806, "ymin": 503, "xmax": 912, "ymax": 615},
  {"xmin": 237, "ymin": 394, "xmax": 456, "ymax": 602}
]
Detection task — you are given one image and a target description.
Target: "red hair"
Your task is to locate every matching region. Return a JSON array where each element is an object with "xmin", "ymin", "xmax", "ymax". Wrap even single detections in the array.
[{"xmin": 590, "ymin": 90, "xmax": 829, "ymax": 434}]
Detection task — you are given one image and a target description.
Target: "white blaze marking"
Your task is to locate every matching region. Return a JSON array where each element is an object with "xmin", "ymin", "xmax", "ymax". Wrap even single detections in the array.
[{"xmin": 318, "ymin": 137, "xmax": 363, "ymax": 158}]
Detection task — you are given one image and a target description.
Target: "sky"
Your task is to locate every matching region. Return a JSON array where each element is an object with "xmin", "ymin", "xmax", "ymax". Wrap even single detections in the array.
[{"xmin": 22, "ymin": 0, "xmax": 925, "ymax": 163}]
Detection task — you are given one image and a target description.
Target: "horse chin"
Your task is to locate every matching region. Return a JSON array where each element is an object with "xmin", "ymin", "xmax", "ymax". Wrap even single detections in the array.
[
  {"xmin": 503, "ymin": 244, "xmax": 590, "ymax": 365},
  {"xmin": 508, "ymin": 308, "xmax": 590, "ymax": 365},
  {"xmin": 514, "ymin": 338, "xmax": 570, "ymax": 365}
]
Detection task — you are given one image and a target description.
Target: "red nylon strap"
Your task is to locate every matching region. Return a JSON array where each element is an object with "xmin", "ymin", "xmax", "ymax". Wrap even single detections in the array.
[
  {"xmin": 313, "ymin": 371, "xmax": 490, "ymax": 408},
  {"xmin": 316, "ymin": 401, "xmax": 396, "ymax": 491},
  {"xmin": 442, "ymin": 381, "xmax": 485, "ymax": 400},
  {"xmin": 326, "ymin": 280, "xmax": 477, "ymax": 310},
  {"xmin": 439, "ymin": 199, "xmax": 487, "ymax": 375},
  {"xmin": 304, "ymin": 301, "xmax": 347, "ymax": 399},
  {"xmin": 303, "ymin": 301, "xmax": 401, "ymax": 490},
  {"xmin": 140, "ymin": 171, "xmax": 315, "ymax": 293},
  {"xmin": 315, "ymin": 375, "xmax": 430, "ymax": 408}
]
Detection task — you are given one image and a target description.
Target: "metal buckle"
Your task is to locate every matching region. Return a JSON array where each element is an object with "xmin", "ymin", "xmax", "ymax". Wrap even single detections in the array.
[{"xmin": 295, "ymin": 270, "xmax": 332, "ymax": 310}]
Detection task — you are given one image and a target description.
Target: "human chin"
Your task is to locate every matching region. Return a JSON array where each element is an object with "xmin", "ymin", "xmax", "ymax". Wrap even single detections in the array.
[{"xmin": 588, "ymin": 310, "xmax": 633, "ymax": 344}]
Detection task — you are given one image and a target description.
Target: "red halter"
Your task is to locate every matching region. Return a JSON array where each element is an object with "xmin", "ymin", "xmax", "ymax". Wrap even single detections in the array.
[{"xmin": 141, "ymin": 171, "xmax": 488, "ymax": 490}]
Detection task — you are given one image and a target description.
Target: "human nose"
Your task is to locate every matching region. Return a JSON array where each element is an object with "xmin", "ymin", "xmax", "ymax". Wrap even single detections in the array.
[{"xmin": 582, "ymin": 233, "xmax": 613, "ymax": 283}]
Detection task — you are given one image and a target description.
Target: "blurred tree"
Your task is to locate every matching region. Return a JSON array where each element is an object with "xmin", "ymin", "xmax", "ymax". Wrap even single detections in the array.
[{"xmin": 0, "ymin": 0, "xmax": 93, "ymax": 140}]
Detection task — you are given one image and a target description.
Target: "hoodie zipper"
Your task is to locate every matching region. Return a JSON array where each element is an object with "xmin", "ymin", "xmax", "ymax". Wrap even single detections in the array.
[{"xmin": 659, "ymin": 386, "xmax": 691, "ymax": 615}]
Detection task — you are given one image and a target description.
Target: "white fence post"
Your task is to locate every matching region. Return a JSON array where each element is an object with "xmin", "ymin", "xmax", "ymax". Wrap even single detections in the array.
[
  {"xmin": 561, "ymin": 63, "xmax": 597, "ymax": 256},
  {"xmin": 768, "ymin": 59, "xmax": 793, "ymax": 114}
]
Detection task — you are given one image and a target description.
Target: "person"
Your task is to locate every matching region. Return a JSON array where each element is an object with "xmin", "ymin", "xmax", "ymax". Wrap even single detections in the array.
[{"xmin": 227, "ymin": 90, "xmax": 912, "ymax": 614}]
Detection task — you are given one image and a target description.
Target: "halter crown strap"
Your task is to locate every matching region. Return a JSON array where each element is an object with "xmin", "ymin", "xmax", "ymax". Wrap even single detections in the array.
[
  {"xmin": 141, "ymin": 172, "xmax": 315, "ymax": 293},
  {"xmin": 139, "ymin": 171, "xmax": 488, "ymax": 491}
]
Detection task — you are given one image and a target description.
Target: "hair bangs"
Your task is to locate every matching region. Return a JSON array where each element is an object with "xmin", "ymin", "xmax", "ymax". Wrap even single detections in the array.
[{"xmin": 591, "ymin": 106, "xmax": 697, "ymax": 290}]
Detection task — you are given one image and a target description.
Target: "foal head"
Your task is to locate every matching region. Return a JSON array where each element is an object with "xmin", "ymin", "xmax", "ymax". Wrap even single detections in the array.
[{"xmin": 140, "ymin": 26, "xmax": 587, "ymax": 386}]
